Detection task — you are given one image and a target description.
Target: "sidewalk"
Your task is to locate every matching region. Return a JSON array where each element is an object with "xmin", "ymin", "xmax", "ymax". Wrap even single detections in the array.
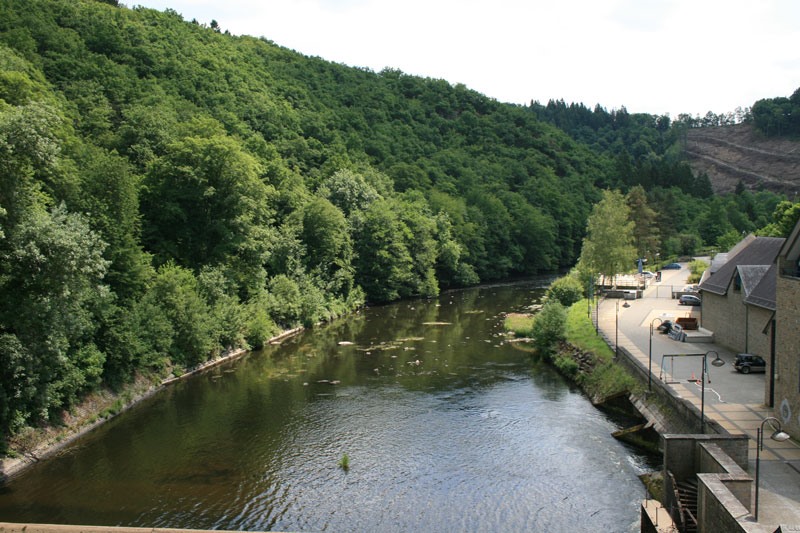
[{"xmin": 595, "ymin": 266, "xmax": 800, "ymax": 529}]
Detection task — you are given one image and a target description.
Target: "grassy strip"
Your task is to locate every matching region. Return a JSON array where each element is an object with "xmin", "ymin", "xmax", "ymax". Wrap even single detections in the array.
[
  {"xmin": 564, "ymin": 301, "xmax": 614, "ymax": 358},
  {"xmin": 504, "ymin": 313, "xmax": 534, "ymax": 337},
  {"xmin": 565, "ymin": 300, "xmax": 640, "ymax": 401}
]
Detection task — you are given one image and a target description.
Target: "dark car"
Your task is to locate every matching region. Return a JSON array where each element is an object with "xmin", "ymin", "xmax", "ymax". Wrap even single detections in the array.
[
  {"xmin": 734, "ymin": 354, "xmax": 766, "ymax": 374},
  {"xmin": 662, "ymin": 263, "xmax": 682, "ymax": 270},
  {"xmin": 679, "ymin": 294, "xmax": 701, "ymax": 306}
]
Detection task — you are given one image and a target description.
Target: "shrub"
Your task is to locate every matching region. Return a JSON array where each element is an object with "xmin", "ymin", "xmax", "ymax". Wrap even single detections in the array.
[
  {"xmin": 553, "ymin": 353, "xmax": 579, "ymax": 377},
  {"xmin": 530, "ymin": 301, "xmax": 566, "ymax": 356},
  {"xmin": 546, "ymin": 275, "xmax": 585, "ymax": 307},
  {"xmin": 687, "ymin": 259, "xmax": 709, "ymax": 284}
]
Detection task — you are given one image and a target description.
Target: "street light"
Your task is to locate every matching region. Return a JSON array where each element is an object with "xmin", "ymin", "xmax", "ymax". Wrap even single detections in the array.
[
  {"xmin": 701, "ymin": 350, "xmax": 725, "ymax": 433},
  {"xmin": 649, "ymin": 317, "xmax": 663, "ymax": 391},
  {"xmin": 615, "ymin": 298, "xmax": 630, "ymax": 357},
  {"xmin": 661, "ymin": 351, "xmax": 725, "ymax": 432},
  {"xmin": 754, "ymin": 416, "xmax": 790, "ymax": 521}
]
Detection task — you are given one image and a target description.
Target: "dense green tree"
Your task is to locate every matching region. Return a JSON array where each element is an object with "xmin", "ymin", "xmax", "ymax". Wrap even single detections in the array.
[
  {"xmin": 0, "ymin": 102, "xmax": 63, "ymax": 228},
  {"xmin": 141, "ymin": 124, "xmax": 276, "ymax": 296},
  {"xmin": 530, "ymin": 301, "xmax": 567, "ymax": 356},
  {"xmin": 546, "ymin": 275, "xmax": 584, "ymax": 307},
  {"xmin": 578, "ymin": 190, "xmax": 636, "ymax": 283},
  {"xmin": 144, "ymin": 263, "xmax": 215, "ymax": 367},
  {"xmin": 301, "ymin": 196, "xmax": 354, "ymax": 297},
  {"xmin": 352, "ymin": 198, "xmax": 416, "ymax": 302},
  {"xmin": 695, "ymin": 197, "xmax": 735, "ymax": 246},
  {"xmin": 626, "ymin": 185, "xmax": 660, "ymax": 264},
  {"xmin": 758, "ymin": 200, "xmax": 800, "ymax": 237},
  {"xmin": 0, "ymin": 204, "xmax": 110, "ymax": 429}
]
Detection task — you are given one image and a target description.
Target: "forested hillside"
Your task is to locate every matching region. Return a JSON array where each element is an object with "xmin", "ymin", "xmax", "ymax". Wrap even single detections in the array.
[
  {"xmin": 0, "ymin": 0, "xmax": 610, "ymax": 437},
  {"xmin": 0, "ymin": 0, "xmax": 793, "ymax": 440}
]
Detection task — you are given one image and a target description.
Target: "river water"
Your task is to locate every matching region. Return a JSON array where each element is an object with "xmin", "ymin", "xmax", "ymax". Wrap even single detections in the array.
[{"xmin": 0, "ymin": 279, "xmax": 656, "ymax": 532}]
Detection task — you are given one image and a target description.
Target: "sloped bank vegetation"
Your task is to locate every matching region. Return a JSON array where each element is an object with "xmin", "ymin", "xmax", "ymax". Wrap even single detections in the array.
[{"xmin": 505, "ymin": 281, "xmax": 639, "ymax": 405}]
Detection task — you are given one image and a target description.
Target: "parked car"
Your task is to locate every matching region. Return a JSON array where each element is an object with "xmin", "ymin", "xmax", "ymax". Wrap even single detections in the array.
[
  {"xmin": 679, "ymin": 294, "xmax": 701, "ymax": 306},
  {"xmin": 734, "ymin": 354, "xmax": 766, "ymax": 374},
  {"xmin": 682, "ymin": 284, "xmax": 699, "ymax": 293},
  {"xmin": 663, "ymin": 263, "xmax": 682, "ymax": 270},
  {"xmin": 657, "ymin": 320, "xmax": 674, "ymax": 334},
  {"xmin": 641, "ymin": 271, "xmax": 655, "ymax": 279}
]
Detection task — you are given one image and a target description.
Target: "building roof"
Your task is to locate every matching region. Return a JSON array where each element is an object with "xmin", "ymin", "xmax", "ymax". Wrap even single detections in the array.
[
  {"xmin": 744, "ymin": 264, "xmax": 778, "ymax": 310},
  {"xmin": 699, "ymin": 237, "xmax": 785, "ymax": 296},
  {"xmin": 779, "ymin": 217, "xmax": 800, "ymax": 264},
  {"xmin": 708, "ymin": 234, "xmax": 755, "ymax": 275},
  {"xmin": 738, "ymin": 265, "xmax": 771, "ymax": 296}
]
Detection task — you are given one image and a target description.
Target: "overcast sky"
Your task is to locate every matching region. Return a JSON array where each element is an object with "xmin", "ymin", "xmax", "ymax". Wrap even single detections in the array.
[{"xmin": 129, "ymin": 0, "xmax": 799, "ymax": 118}]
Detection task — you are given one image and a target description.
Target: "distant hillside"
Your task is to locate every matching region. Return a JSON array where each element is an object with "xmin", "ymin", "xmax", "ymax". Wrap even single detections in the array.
[{"xmin": 684, "ymin": 124, "xmax": 800, "ymax": 196}]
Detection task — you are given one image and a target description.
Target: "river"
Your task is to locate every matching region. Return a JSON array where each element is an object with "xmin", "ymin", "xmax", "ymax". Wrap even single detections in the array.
[{"xmin": 0, "ymin": 279, "xmax": 656, "ymax": 532}]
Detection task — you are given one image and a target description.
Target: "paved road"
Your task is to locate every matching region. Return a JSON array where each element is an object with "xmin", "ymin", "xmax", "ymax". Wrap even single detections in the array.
[{"xmin": 596, "ymin": 263, "xmax": 800, "ymax": 529}]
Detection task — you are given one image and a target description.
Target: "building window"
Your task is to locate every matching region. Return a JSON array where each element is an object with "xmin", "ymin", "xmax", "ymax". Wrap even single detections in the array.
[{"xmin": 734, "ymin": 273, "xmax": 741, "ymax": 292}]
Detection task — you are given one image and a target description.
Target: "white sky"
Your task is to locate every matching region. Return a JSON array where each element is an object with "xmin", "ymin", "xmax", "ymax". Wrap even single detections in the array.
[{"xmin": 129, "ymin": 0, "xmax": 799, "ymax": 118}]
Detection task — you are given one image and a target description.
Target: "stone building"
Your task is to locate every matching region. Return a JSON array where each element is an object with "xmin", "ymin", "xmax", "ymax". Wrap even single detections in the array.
[
  {"xmin": 699, "ymin": 236, "xmax": 784, "ymax": 406},
  {"xmin": 775, "ymin": 219, "xmax": 800, "ymax": 437}
]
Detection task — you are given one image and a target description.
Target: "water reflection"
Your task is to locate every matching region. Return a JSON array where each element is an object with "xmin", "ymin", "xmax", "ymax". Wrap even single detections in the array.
[{"xmin": 0, "ymin": 279, "xmax": 651, "ymax": 532}]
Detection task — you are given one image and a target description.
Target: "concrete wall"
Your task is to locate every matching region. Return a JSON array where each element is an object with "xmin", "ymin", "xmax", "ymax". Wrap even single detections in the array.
[
  {"xmin": 661, "ymin": 436, "xmax": 759, "ymax": 533},
  {"xmin": 775, "ymin": 265, "xmax": 800, "ymax": 438},
  {"xmin": 697, "ymin": 443, "xmax": 751, "ymax": 510},
  {"xmin": 615, "ymin": 347, "xmax": 726, "ymax": 435},
  {"xmin": 662, "ymin": 434, "xmax": 750, "ymax": 483},
  {"xmin": 697, "ymin": 475, "xmax": 755, "ymax": 533}
]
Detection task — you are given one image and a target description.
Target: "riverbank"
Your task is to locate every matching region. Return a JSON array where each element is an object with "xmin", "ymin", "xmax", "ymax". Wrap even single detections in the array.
[
  {"xmin": 506, "ymin": 302, "xmax": 663, "ymax": 455},
  {"xmin": 506, "ymin": 303, "xmax": 639, "ymax": 405},
  {"xmin": 0, "ymin": 328, "xmax": 303, "ymax": 482}
]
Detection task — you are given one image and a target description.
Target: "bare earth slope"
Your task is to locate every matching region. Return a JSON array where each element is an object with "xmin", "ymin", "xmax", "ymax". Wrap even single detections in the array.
[{"xmin": 685, "ymin": 124, "xmax": 800, "ymax": 196}]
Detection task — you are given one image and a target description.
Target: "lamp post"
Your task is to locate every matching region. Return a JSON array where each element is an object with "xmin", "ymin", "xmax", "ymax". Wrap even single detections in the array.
[
  {"xmin": 615, "ymin": 298, "xmax": 631, "ymax": 357},
  {"xmin": 649, "ymin": 318, "xmax": 663, "ymax": 391},
  {"xmin": 701, "ymin": 350, "xmax": 725, "ymax": 433},
  {"xmin": 662, "ymin": 351, "xmax": 725, "ymax": 432},
  {"xmin": 755, "ymin": 416, "xmax": 791, "ymax": 521}
]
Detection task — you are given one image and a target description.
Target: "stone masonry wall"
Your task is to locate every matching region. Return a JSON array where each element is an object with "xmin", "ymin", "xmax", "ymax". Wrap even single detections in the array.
[
  {"xmin": 745, "ymin": 305, "xmax": 774, "ymax": 406},
  {"xmin": 775, "ymin": 271, "xmax": 800, "ymax": 437},
  {"xmin": 701, "ymin": 289, "xmax": 747, "ymax": 353}
]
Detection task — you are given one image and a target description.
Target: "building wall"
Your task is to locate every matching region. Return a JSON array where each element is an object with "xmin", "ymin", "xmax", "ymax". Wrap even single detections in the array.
[
  {"xmin": 702, "ymin": 287, "xmax": 747, "ymax": 353},
  {"xmin": 744, "ymin": 305, "xmax": 774, "ymax": 406},
  {"xmin": 775, "ymin": 268, "xmax": 800, "ymax": 437}
]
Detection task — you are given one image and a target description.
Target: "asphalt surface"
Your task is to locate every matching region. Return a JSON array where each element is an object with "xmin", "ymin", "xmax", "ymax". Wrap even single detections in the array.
[{"xmin": 595, "ymin": 263, "xmax": 800, "ymax": 530}]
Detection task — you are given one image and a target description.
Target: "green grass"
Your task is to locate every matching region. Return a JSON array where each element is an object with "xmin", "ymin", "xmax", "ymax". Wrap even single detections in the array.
[
  {"xmin": 565, "ymin": 300, "xmax": 614, "ymax": 361},
  {"xmin": 565, "ymin": 300, "xmax": 640, "ymax": 401},
  {"xmin": 338, "ymin": 453, "xmax": 350, "ymax": 471},
  {"xmin": 504, "ymin": 313, "xmax": 534, "ymax": 337}
]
